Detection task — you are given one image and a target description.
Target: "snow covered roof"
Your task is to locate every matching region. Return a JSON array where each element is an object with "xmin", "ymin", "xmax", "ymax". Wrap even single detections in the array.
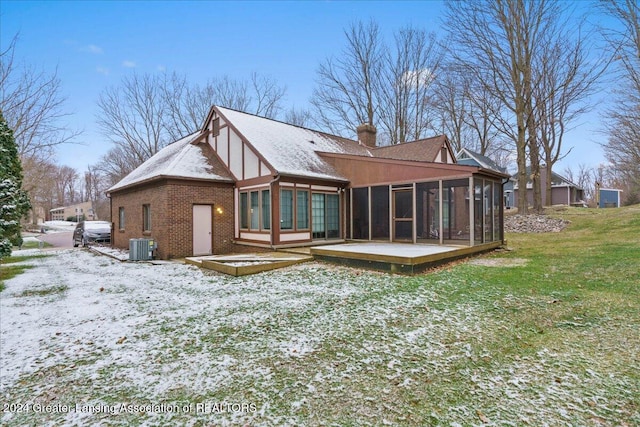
[
  {"xmin": 216, "ymin": 107, "xmax": 371, "ymax": 181},
  {"xmin": 108, "ymin": 132, "xmax": 234, "ymax": 193}
]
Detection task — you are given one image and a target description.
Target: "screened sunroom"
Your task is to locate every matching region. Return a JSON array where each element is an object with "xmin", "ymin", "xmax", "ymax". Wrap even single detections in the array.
[{"xmin": 348, "ymin": 175, "xmax": 504, "ymax": 246}]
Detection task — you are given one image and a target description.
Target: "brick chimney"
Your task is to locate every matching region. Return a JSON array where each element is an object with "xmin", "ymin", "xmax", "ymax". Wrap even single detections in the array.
[{"xmin": 357, "ymin": 123, "xmax": 377, "ymax": 148}]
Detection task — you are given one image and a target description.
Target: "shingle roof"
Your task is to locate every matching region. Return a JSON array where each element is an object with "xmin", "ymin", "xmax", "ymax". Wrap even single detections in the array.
[
  {"xmin": 216, "ymin": 107, "xmax": 371, "ymax": 181},
  {"xmin": 512, "ymin": 167, "xmax": 583, "ymax": 190},
  {"xmin": 108, "ymin": 132, "xmax": 234, "ymax": 193},
  {"xmin": 456, "ymin": 148, "xmax": 508, "ymax": 174},
  {"xmin": 371, "ymin": 135, "xmax": 448, "ymax": 162}
]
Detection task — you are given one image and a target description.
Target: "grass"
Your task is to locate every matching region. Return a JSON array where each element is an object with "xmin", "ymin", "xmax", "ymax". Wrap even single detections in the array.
[
  {"xmin": 0, "ymin": 254, "xmax": 50, "ymax": 292},
  {"xmin": 16, "ymin": 284, "xmax": 68, "ymax": 298},
  {"xmin": 14, "ymin": 239, "xmax": 53, "ymax": 250},
  {"xmin": 1, "ymin": 206, "xmax": 638, "ymax": 426}
]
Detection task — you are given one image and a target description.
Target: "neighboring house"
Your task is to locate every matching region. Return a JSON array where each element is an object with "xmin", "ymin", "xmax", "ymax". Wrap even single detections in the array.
[
  {"xmin": 598, "ymin": 188, "xmax": 623, "ymax": 208},
  {"xmin": 107, "ymin": 106, "xmax": 507, "ymax": 259},
  {"xmin": 513, "ymin": 166, "xmax": 585, "ymax": 207},
  {"xmin": 456, "ymin": 148, "xmax": 515, "ymax": 209},
  {"xmin": 50, "ymin": 201, "xmax": 97, "ymax": 221}
]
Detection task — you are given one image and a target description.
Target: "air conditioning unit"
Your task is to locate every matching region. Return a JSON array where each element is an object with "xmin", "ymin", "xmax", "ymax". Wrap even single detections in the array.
[{"xmin": 129, "ymin": 238, "xmax": 156, "ymax": 261}]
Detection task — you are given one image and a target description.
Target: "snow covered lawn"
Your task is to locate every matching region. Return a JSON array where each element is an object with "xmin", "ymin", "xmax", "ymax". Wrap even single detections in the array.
[{"xmin": 1, "ymin": 249, "xmax": 637, "ymax": 426}]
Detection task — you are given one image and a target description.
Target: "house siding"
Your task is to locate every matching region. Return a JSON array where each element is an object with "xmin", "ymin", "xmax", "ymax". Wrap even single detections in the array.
[{"xmin": 110, "ymin": 179, "xmax": 236, "ymax": 259}]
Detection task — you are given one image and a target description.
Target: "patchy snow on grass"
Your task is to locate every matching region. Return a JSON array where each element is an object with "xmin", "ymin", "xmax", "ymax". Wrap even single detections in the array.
[
  {"xmin": 467, "ymin": 257, "xmax": 528, "ymax": 267},
  {"xmin": 9, "ymin": 248, "xmax": 46, "ymax": 257},
  {"xmin": 1, "ymin": 250, "xmax": 636, "ymax": 426}
]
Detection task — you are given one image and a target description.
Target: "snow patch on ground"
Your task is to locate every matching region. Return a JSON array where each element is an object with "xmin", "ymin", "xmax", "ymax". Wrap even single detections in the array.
[
  {"xmin": 467, "ymin": 257, "xmax": 528, "ymax": 267},
  {"xmin": 1, "ymin": 251, "xmax": 635, "ymax": 426}
]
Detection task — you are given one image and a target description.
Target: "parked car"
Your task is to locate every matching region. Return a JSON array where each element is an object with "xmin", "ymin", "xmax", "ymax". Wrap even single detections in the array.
[{"xmin": 73, "ymin": 221, "xmax": 111, "ymax": 247}]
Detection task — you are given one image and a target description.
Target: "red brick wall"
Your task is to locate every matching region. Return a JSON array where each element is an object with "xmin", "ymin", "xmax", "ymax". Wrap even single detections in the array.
[{"xmin": 110, "ymin": 179, "xmax": 236, "ymax": 259}]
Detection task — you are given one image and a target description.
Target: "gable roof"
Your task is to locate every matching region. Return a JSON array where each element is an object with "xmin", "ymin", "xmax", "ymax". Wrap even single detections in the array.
[
  {"xmin": 371, "ymin": 135, "xmax": 453, "ymax": 162},
  {"xmin": 108, "ymin": 132, "xmax": 234, "ymax": 193},
  {"xmin": 456, "ymin": 148, "xmax": 508, "ymax": 175},
  {"xmin": 512, "ymin": 166, "xmax": 583, "ymax": 190},
  {"xmin": 214, "ymin": 107, "xmax": 371, "ymax": 181}
]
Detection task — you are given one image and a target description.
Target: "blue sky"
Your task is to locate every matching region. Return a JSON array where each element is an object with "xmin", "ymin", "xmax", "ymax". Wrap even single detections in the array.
[{"xmin": 1, "ymin": 0, "xmax": 611, "ymax": 175}]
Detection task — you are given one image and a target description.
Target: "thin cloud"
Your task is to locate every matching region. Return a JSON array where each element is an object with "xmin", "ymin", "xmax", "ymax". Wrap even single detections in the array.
[
  {"xmin": 96, "ymin": 66, "xmax": 110, "ymax": 76},
  {"xmin": 157, "ymin": 65, "xmax": 166, "ymax": 72},
  {"xmin": 122, "ymin": 60, "xmax": 136, "ymax": 68},
  {"xmin": 81, "ymin": 44, "xmax": 104, "ymax": 54}
]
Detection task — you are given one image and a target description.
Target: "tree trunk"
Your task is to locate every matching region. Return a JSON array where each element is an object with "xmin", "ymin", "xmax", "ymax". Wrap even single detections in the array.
[
  {"xmin": 545, "ymin": 165, "xmax": 553, "ymax": 206},
  {"xmin": 516, "ymin": 116, "xmax": 529, "ymax": 213}
]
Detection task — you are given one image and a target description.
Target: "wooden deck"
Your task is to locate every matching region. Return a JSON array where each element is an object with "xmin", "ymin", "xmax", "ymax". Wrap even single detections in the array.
[
  {"xmin": 186, "ymin": 242, "xmax": 501, "ymax": 276},
  {"xmin": 310, "ymin": 241, "xmax": 502, "ymax": 274},
  {"xmin": 185, "ymin": 252, "xmax": 313, "ymax": 276}
]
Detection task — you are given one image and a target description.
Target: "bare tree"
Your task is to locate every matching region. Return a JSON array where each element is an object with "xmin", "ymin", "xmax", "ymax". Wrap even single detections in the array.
[
  {"xmin": 445, "ymin": 0, "xmax": 568, "ymax": 213},
  {"xmin": 96, "ymin": 145, "xmax": 147, "ymax": 186},
  {"xmin": 311, "ymin": 20, "xmax": 383, "ymax": 137},
  {"xmin": 312, "ymin": 21, "xmax": 446, "ymax": 145},
  {"xmin": 467, "ymin": 79, "xmax": 510, "ymax": 158},
  {"xmin": 84, "ymin": 165, "xmax": 110, "ymax": 220},
  {"xmin": 162, "ymin": 72, "xmax": 286, "ymax": 141},
  {"xmin": 284, "ymin": 107, "xmax": 314, "ymax": 127},
  {"xmin": 600, "ymin": 0, "xmax": 640, "ymax": 201},
  {"xmin": 161, "ymin": 72, "xmax": 213, "ymax": 141},
  {"xmin": 564, "ymin": 163, "xmax": 596, "ymax": 204},
  {"xmin": 434, "ymin": 64, "xmax": 508, "ymax": 158},
  {"xmin": 55, "ymin": 165, "xmax": 79, "ymax": 205},
  {"xmin": 97, "ymin": 68, "xmax": 287, "ymax": 182},
  {"xmin": 433, "ymin": 68, "xmax": 471, "ymax": 152},
  {"xmin": 378, "ymin": 27, "xmax": 443, "ymax": 144},
  {"xmin": 1, "ymin": 35, "xmax": 80, "ymax": 161},
  {"xmin": 533, "ymin": 11, "xmax": 606, "ymax": 206},
  {"xmin": 250, "ymin": 72, "xmax": 286, "ymax": 119},
  {"xmin": 97, "ymin": 73, "xmax": 169, "ymax": 175},
  {"xmin": 1, "ymin": 34, "xmax": 80, "ymax": 222}
]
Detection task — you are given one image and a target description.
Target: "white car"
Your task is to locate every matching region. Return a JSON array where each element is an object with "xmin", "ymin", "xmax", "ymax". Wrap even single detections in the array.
[{"xmin": 73, "ymin": 221, "xmax": 111, "ymax": 247}]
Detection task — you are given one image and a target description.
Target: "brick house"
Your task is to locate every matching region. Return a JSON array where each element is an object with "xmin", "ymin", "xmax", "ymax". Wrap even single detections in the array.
[{"xmin": 107, "ymin": 106, "xmax": 507, "ymax": 259}]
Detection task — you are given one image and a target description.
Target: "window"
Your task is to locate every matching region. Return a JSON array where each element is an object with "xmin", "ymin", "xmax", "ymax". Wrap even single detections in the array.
[
  {"xmin": 312, "ymin": 193, "xmax": 341, "ymax": 239},
  {"xmin": 441, "ymin": 146, "xmax": 448, "ymax": 163},
  {"xmin": 118, "ymin": 207, "xmax": 125, "ymax": 230},
  {"xmin": 250, "ymin": 191, "xmax": 260, "ymax": 229},
  {"xmin": 262, "ymin": 189, "xmax": 270, "ymax": 230},
  {"xmin": 212, "ymin": 117, "xmax": 220, "ymax": 137},
  {"xmin": 241, "ymin": 189, "xmax": 271, "ymax": 231},
  {"xmin": 296, "ymin": 190, "xmax": 309, "ymax": 229},
  {"xmin": 280, "ymin": 189, "xmax": 293, "ymax": 230},
  {"xmin": 327, "ymin": 194, "xmax": 340, "ymax": 238},
  {"xmin": 143, "ymin": 204, "xmax": 151, "ymax": 231},
  {"xmin": 240, "ymin": 192, "xmax": 248, "ymax": 229},
  {"xmin": 312, "ymin": 193, "xmax": 325, "ymax": 239}
]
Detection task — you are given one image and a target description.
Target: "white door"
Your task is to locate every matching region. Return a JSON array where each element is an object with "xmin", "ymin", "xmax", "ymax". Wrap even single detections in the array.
[{"xmin": 193, "ymin": 205, "xmax": 212, "ymax": 255}]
